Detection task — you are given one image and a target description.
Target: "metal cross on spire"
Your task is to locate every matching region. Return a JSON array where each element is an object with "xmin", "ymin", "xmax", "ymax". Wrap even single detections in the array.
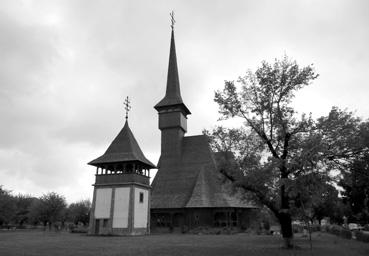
[
  {"xmin": 170, "ymin": 11, "xmax": 175, "ymax": 30},
  {"xmin": 124, "ymin": 96, "xmax": 131, "ymax": 120}
]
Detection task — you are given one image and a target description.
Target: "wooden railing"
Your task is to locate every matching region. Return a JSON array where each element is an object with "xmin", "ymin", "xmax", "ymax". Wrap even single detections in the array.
[{"xmin": 95, "ymin": 173, "xmax": 150, "ymax": 185}]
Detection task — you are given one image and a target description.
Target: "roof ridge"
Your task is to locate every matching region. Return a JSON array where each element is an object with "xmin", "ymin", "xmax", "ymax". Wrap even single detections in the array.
[
  {"xmin": 125, "ymin": 121, "xmax": 139, "ymax": 158},
  {"xmin": 185, "ymin": 167, "xmax": 208, "ymax": 207}
]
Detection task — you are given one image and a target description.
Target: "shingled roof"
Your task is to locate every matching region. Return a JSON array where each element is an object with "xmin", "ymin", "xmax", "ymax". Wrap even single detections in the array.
[
  {"xmin": 88, "ymin": 121, "xmax": 155, "ymax": 168},
  {"xmin": 151, "ymin": 135, "xmax": 255, "ymax": 209}
]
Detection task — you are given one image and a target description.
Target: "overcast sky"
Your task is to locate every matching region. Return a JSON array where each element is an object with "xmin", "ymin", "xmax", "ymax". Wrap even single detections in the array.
[{"xmin": 1, "ymin": 0, "xmax": 368, "ymax": 203}]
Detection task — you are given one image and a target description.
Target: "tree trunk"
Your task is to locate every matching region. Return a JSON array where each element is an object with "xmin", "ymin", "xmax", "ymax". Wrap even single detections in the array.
[
  {"xmin": 280, "ymin": 173, "xmax": 293, "ymax": 248},
  {"xmin": 279, "ymin": 210, "xmax": 293, "ymax": 248}
]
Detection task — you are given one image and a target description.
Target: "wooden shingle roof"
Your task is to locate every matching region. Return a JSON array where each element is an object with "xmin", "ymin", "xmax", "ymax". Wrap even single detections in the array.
[
  {"xmin": 88, "ymin": 121, "xmax": 155, "ymax": 168},
  {"xmin": 151, "ymin": 135, "xmax": 255, "ymax": 209}
]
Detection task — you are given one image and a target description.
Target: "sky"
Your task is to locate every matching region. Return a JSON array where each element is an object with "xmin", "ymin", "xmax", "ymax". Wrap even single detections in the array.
[{"xmin": 0, "ymin": 0, "xmax": 368, "ymax": 203}]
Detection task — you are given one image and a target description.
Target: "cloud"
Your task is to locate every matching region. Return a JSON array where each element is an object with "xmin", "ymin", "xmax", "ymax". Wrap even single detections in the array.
[
  {"xmin": 0, "ymin": 10, "xmax": 57, "ymax": 98},
  {"xmin": 0, "ymin": 0, "xmax": 369, "ymax": 203}
]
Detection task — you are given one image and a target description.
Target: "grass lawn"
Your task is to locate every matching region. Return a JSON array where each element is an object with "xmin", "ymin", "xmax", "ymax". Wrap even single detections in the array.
[{"xmin": 0, "ymin": 230, "xmax": 369, "ymax": 256}]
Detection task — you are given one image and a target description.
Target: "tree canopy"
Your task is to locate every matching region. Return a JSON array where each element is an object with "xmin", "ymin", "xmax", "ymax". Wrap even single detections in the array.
[
  {"xmin": 0, "ymin": 187, "xmax": 91, "ymax": 229},
  {"xmin": 0, "ymin": 186, "xmax": 16, "ymax": 226},
  {"xmin": 208, "ymin": 55, "xmax": 369, "ymax": 247},
  {"xmin": 67, "ymin": 200, "xmax": 91, "ymax": 226},
  {"xmin": 28, "ymin": 192, "xmax": 67, "ymax": 228}
]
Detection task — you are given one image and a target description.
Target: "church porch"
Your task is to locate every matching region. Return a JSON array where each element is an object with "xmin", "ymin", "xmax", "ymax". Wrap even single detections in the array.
[{"xmin": 151, "ymin": 208, "xmax": 255, "ymax": 233}]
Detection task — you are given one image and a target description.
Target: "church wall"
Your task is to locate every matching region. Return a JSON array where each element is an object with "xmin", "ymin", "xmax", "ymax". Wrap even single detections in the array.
[
  {"xmin": 134, "ymin": 188, "xmax": 149, "ymax": 228},
  {"xmin": 94, "ymin": 188, "xmax": 112, "ymax": 218},
  {"xmin": 160, "ymin": 128, "xmax": 184, "ymax": 158},
  {"xmin": 89, "ymin": 184, "xmax": 150, "ymax": 236},
  {"xmin": 186, "ymin": 208, "xmax": 214, "ymax": 228},
  {"xmin": 112, "ymin": 187, "xmax": 130, "ymax": 228},
  {"xmin": 150, "ymin": 208, "xmax": 256, "ymax": 233},
  {"xmin": 159, "ymin": 111, "xmax": 187, "ymax": 132}
]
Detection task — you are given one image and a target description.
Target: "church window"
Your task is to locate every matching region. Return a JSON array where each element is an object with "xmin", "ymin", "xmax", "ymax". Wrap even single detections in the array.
[{"xmin": 139, "ymin": 192, "xmax": 144, "ymax": 203}]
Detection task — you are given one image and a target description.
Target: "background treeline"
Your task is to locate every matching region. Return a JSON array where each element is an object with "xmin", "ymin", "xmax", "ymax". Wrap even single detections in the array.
[{"xmin": 0, "ymin": 187, "xmax": 90, "ymax": 230}]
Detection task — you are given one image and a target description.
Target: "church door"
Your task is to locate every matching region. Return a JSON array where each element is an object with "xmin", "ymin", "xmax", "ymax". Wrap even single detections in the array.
[{"xmin": 95, "ymin": 219, "xmax": 100, "ymax": 234}]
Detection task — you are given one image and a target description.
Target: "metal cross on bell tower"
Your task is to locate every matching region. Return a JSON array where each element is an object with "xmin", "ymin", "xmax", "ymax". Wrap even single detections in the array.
[{"xmin": 124, "ymin": 96, "xmax": 131, "ymax": 120}]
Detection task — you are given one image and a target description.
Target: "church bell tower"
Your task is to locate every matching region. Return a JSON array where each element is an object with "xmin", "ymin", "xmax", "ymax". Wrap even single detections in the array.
[
  {"xmin": 88, "ymin": 97, "xmax": 156, "ymax": 236},
  {"xmin": 154, "ymin": 14, "xmax": 191, "ymax": 161}
]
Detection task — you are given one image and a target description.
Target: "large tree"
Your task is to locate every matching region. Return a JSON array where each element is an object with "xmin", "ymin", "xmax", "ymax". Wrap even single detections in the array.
[
  {"xmin": 0, "ymin": 186, "xmax": 16, "ymax": 226},
  {"xmin": 28, "ymin": 192, "xmax": 67, "ymax": 230},
  {"xmin": 13, "ymin": 194, "xmax": 37, "ymax": 226},
  {"xmin": 67, "ymin": 200, "xmax": 91, "ymax": 226},
  {"xmin": 210, "ymin": 56, "xmax": 367, "ymax": 247}
]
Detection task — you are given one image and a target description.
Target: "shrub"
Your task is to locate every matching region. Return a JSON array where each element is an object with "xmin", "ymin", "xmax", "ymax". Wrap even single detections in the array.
[
  {"xmin": 340, "ymin": 228, "xmax": 352, "ymax": 239},
  {"xmin": 311, "ymin": 224, "xmax": 320, "ymax": 232},
  {"xmin": 326, "ymin": 225, "xmax": 352, "ymax": 239},
  {"xmin": 68, "ymin": 223, "xmax": 76, "ymax": 232},
  {"xmin": 363, "ymin": 224, "xmax": 369, "ymax": 231},
  {"xmin": 189, "ymin": 226, "xmax": 240, "ymax": 235},
  {"xmin": 327, "ymin": 225, "xmax": 341, "ymax": 236},
  {"xmin": 70, "ymin": 226, "xmax": 88, "ymax": 233},
  {"xmin": 292, "ymin": 224, "xmax": 303, "ymax": 233},
  {"xmin": 355, "ymin": 231, "xmax": 369, "ymax": 243}
]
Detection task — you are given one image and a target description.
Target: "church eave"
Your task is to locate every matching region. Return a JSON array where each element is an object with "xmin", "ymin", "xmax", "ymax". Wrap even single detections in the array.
[
  {"xmin": 154, "ymin": 102, "xmax": 191, "ymax": 115},
  {"xmin": 88, "ymin": 157, "xmax": 156, "ymax": 169}
]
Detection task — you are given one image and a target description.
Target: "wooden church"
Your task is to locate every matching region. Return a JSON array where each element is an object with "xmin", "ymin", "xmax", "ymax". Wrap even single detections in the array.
[
  {"xmin": 87, "ymin": 17, "xmax": 255, "ymax": 235},
  {"xmin": 88, "ymin": 97, "xmax": 155, "ymax": 235},
  {"xmin": 150, "ymin": 23, "xmax": 255, "ymax": 232}
]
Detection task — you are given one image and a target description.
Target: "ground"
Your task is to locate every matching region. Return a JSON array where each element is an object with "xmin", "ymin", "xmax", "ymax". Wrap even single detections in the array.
[{"xmin": 0, "ymin": 230, "xmax": 369, "ymax": 256}]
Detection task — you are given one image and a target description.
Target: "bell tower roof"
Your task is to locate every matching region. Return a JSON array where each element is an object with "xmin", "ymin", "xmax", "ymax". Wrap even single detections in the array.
[
  {"xmin": 88, "ymin": 119, "xmax": 155, "ymax": 169},
  {"xmin": 154, "ymin": 26, "xmax": 191, "ymax": 115}
]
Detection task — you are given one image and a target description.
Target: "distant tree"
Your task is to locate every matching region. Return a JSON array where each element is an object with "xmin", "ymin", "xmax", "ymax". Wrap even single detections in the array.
[
  {"xmin": 290, "ymin": 173, "xmax": 341, "ymax": 224},
  {"xmin": 209, "ymin": 56, "xmax": 368, "ymax": 248},
  {"xmin": 28, "ymin": 192, "xmax": 67, "ymax": 230},
  {"xmin": 12, "ymin": 194, "xmax": 37, "ymax": 226},
  {"xmin": 339, "ymin": 153, "xmax": 369, "ymax": 223},
  {"xmin": 0, "ymin": 186, "xmax": 16, "ymax": 226},
  {"xmin": 67, "ymin": 200, "xmax": 91, "ymax": 226}
]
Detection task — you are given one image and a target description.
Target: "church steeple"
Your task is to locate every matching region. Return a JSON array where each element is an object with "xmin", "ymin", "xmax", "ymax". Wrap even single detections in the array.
[
  {"xmin": 154, "ymin": 18, "xmax": 190, "ymax": 115},
  {"xmin": 155, "ymin": 14, "xmax": 190, "ymax": 159}
]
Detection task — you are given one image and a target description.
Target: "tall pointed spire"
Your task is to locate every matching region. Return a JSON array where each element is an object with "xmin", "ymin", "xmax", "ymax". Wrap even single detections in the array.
[
  {"xmin": 154, "ymin": 13, "xmax": 190, "ymax": 115},
  {"xmin": 165, "ymin": 29, "xmax": 181, "ymax": 102}
]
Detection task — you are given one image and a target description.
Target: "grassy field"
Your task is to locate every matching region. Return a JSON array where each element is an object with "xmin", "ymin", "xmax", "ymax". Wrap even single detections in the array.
[{"xmin": 0, "ymin": 230, "xmax": 369, "ymax": 256}]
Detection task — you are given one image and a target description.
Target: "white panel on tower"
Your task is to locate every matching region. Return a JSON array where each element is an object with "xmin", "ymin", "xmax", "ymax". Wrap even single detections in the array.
[
  {"xmin": 94, "ymin": 188, "xmax": 112, "ymax": 218},
  {"xmin": 134, "ymin": 188, "xmax": 148, "ymax": 228},
  {"xmin": 113, "ymin": 187, "xmax": 130, "ymax": 228}
]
